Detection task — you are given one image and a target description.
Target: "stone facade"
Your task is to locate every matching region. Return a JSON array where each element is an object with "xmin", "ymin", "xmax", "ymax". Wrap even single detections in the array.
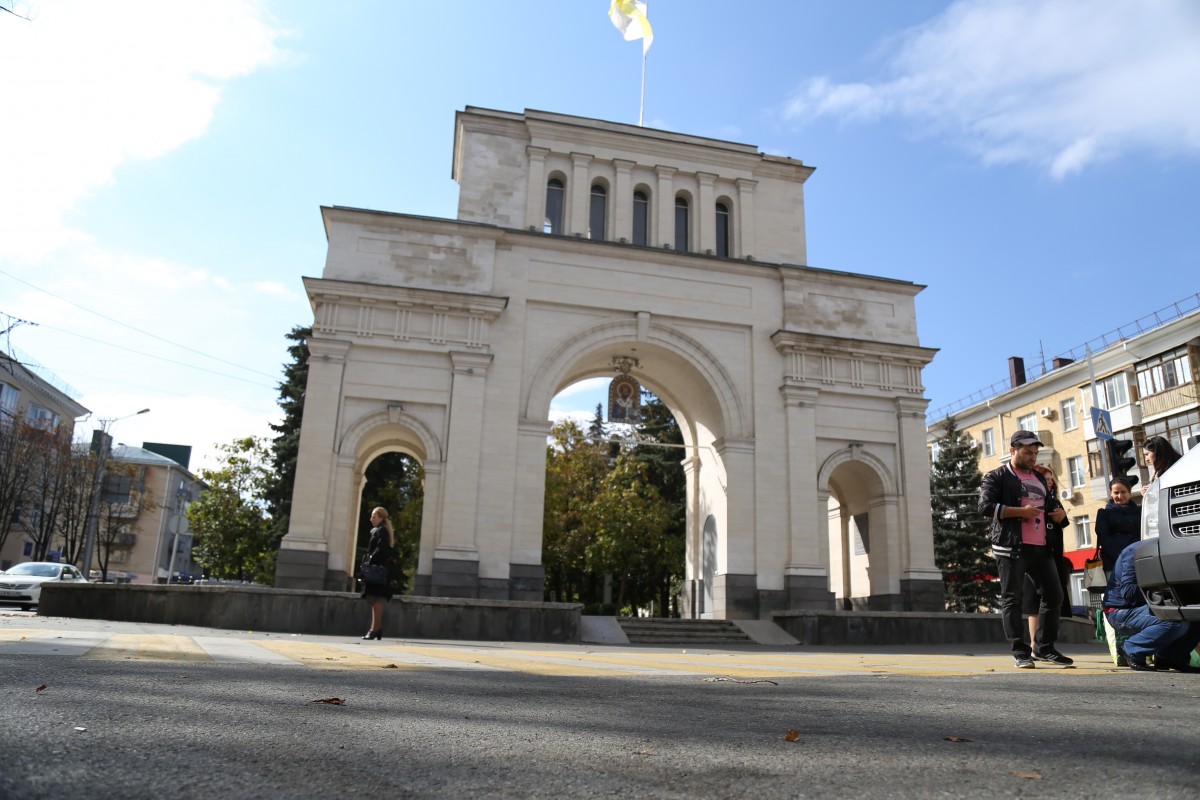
[{"xmin": 276, "ymin": 107, "xmax": 943, "ymax": 618}]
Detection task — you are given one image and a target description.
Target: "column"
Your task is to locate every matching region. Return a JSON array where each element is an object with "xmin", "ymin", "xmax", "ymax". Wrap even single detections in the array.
[
  {"xmin": 613, "ymin": 159, "xmax": 634, "ymax": 242},
  {"xmin": 895, "ymin": 396, "xmax": 944, "ymax": 610},
  {"xmin": 275, "ymin": 338, "xmax": 350, "ymax": 590},
  {"xmin": 781, "ymin": 385, "xmax": 834, "ymax": 609},
  {"xmin": 697, "ymin": 172, "xmax": 716, "ymax": 254},
  {"xmin": 713, "ymin": 436, "xmax": 757, "ymax": 618},
  {"xmin": 510, "ymin": 418, "xmax": 553, "ymax": 600},
  {"xmin": 524, "ymin": 146, "xmax": 549, "ymax": 230},
  {"xmin": 736, "ymin": 178, "xmax": 757, "ymax": 259},
  {"xmin": 655, "ymin": 165, "xmax": 675, "ymax": 248},
  {"xmin": 431, "ymin": 351, "xmax": 493, "ymax": 597},
  {"xmin": 569, "ymin": 152, "xmax": 591, "ymax": 237}
]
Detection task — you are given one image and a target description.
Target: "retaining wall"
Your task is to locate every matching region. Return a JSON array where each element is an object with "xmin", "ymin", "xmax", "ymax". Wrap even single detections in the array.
[
  {"xmin": 773, "ymin": 609, "xmax": 1096, "ymax": 646},
  {"xmin": 39, "ymin": 583, "xmax": 582, "ymax": 643}
]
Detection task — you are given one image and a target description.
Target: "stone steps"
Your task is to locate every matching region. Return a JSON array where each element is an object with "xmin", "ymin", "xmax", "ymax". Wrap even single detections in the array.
[{"xmin": 616, "ymin": 616, "xmax": 753, "ymax": 644}]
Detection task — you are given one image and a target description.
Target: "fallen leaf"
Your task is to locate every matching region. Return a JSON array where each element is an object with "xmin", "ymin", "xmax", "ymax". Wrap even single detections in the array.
[
  {"xmin": 633, "ymin": 748, "xmax": 655, "ymax": 756},
  {"xmin": 311, "ymin": 697, "xmax": 346, "ymax": 705},
  {"xmin": 704, "ymin": 676, "xmax": 779, "ymax": 685},
  {"xmin": 35, "ymin": 684, "xmax": 47, "ymax": 693},
  {"xmin": 944, "ymin": 736, "xmax": 972, "ymax": 743},
  {"xmin": 784, "ymin": 728, "xmax": 800, "ymax": 742},
  {"xmin": 383, "ymin": 663, "xmax": 399, "ymax": 669},
  {"xmin": 1010, "ymin": 771, "xmax": 1043, "ymax": 780}
]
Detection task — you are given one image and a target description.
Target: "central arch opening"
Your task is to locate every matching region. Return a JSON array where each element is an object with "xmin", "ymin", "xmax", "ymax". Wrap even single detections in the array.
[{"xmin": 544, "ymin": 379, "xmax": 685, "ymax": 616}]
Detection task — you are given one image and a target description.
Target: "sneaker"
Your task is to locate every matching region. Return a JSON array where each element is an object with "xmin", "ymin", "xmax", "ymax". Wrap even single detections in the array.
[
  {"xmin": 1120, "ymin": 646, "xmax": 1153, "ymax": 672},
  {"xmin": 1014, "ymin": 655, "xmax": 1035, "ymax": 669},
  {"xmin": 1154, "ymin": 659, "xmax": 1200, "ymax": 674},
  {"xmin": 1032, "ymin": 650, "xmax": 1075, "ymax": 667}
]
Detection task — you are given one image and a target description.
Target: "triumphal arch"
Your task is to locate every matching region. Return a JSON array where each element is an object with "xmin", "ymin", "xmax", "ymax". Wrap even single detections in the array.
[{"xmin": 275, "ymin": 107, "xmax": 944, "ymax": 617}]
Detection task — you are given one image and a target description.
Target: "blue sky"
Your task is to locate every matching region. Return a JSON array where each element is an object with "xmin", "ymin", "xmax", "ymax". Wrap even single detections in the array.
[{"xmin": 2, "ymin": 0, "xmax": 1197, "ymax": 469}]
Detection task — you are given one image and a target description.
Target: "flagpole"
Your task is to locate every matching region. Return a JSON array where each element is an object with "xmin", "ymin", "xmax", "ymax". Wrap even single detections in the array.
[{"xmin": 639, "ymin": 48, "xmax": 646, "ymax": 127}]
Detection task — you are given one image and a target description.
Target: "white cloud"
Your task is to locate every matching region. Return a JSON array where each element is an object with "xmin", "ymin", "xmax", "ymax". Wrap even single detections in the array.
[
  {"xmin": 0, "ymin": 0, "xmax": 286, "ymax": 260},
  {"xmin": 782, "ymin": 0, "xmax": 1200, "ymax": 177},
  {"xmin": 253, "ymin": 280, "xmax": 296, "ymax": 300}
]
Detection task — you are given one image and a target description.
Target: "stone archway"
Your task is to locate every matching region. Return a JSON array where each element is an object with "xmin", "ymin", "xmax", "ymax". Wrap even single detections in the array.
[{"xmin": 274, "ymin": 106, "xmax": 943, "ymax": 616}]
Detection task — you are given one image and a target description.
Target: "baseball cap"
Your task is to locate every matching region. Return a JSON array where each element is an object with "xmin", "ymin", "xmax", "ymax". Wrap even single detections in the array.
[{"xmin": 1010, "ymin": 430, "xmax": 1043, "ymax": 448}]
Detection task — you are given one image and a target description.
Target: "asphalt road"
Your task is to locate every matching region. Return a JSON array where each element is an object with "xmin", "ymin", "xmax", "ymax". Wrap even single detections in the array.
[{"xmin": 2, "ymin": 614, "xmax": 1199, "ymax": 799}]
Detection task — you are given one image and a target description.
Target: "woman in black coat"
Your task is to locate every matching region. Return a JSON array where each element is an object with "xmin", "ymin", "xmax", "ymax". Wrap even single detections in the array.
[
  {"xmin": 1095, "ymin": 476, "xmax": 1141, "ymax": 573},
  {"xmin": 360, "ymin": 506, "xmax": 394, "ymax": 640}
]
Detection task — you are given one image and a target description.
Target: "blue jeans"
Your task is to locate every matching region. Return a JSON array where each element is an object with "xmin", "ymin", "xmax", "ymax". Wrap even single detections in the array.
[
  {"xmin": 1106, "ymin": 605, "xmax": 1200, "ymax": 664},
  {"xmin": 997, "ymin": 545, "xmax": 1062, "ymax": 657}
]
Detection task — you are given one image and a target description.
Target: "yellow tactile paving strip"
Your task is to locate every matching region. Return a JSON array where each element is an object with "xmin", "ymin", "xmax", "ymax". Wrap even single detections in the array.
[
  {"xmin": 81, "ymin": 634, "xmax": 213, "ymax": 663},
  {"xmin": 0, "ymin": 627, "xmax": 1129, "ymax": 676}
]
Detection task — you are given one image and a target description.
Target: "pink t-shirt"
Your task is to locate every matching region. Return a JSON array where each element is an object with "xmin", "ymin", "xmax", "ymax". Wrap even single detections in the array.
[{"xmin": 1014, "ymin": 467, "xmax": 1047, "ymax": 546}]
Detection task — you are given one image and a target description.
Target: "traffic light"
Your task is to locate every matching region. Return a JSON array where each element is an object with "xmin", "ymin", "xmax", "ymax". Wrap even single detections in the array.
[{"xmin": 1106, "ymin": 438, "xmax": 1140, "ymax": 488}]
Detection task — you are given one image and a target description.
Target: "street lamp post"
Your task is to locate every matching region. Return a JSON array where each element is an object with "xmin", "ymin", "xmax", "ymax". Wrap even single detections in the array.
[{"xmin": 80, "ymin": 408, "xmax": 149, "ymax": 579}]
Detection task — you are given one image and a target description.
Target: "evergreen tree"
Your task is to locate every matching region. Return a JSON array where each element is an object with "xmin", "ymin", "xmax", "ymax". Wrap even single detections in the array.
[
  {"xmin": 263, "ymin": 325, "xmax": 310, "ymax": 544},
  {"xmin": 930, "ymin": 417, "xmax": 995, "ymax": 612},
  {"xmin": 632, "ymin": 391, "xmax": 686, "ymax": 616}
]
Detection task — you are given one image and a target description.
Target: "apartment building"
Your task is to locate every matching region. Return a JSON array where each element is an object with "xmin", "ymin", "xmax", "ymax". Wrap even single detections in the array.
[{"xmin": 927, "ymin": 300, "xmax": 1200, "ymax": 610}]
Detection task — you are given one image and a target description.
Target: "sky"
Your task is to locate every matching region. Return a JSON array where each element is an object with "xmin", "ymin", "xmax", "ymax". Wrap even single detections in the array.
[{"xmin": 1, "ymin": 0, "xmax": 1198, "ymax": 472}]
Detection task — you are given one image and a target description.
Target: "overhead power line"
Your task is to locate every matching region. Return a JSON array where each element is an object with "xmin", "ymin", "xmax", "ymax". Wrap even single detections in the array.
[{"xmin": 0, "ymin": 269, "xmax": 281, "ymax": 381}]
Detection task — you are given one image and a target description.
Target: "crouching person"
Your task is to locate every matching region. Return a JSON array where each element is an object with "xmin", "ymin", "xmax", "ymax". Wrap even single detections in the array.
[{"xmin": 1103, "ymin": 543, "xmax": 1200, "ymax": 672}]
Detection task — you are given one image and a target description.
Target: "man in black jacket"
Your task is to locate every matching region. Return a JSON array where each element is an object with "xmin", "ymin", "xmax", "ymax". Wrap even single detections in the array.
[{"xmin": 978, "ymin": 430, "xmax": 1074, "ymax": 668}]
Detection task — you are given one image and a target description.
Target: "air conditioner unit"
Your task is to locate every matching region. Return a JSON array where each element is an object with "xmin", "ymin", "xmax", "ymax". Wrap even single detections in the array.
[
  {"xmin": 1060, "ymin": 489, "xmax": 1073, "ymax": 500},
  {"xmin": 1039, "ymin": 407, "xmax": 1054, "ymax": 418}
]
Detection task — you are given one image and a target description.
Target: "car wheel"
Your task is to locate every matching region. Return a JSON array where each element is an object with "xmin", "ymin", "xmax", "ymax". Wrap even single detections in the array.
[{"xmin": 20, "ymin": 604, "xmax": 31, "ymax": 611}]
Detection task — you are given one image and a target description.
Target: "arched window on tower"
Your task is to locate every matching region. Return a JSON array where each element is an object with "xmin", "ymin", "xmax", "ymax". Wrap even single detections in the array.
[
  {"xmin": 715, "ymin": 202, "xmax": 730, "ymax": 257},
  {"xmin": 675, "ymin": 196, "xmax": 690, "ymax": 252},
  {"xmin": 589, "ymin": 184, "xmax": 607, "ymax": 241},
  {"xmin": 544, "ymin": 178, "xmax": 564, "ymax": 234},
  {"xmin": 632, "ymin": 190, "xmax": 649, "ymax": 246}
]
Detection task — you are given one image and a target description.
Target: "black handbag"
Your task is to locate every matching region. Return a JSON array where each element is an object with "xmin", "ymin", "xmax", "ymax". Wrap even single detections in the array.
[{"xmin": 359, "ymin": 562, "xmax": 388, "ymax": 584}]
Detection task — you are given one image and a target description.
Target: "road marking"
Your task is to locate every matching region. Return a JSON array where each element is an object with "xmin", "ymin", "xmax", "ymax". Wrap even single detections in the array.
[
  {"xmin": 82, "ymin": 634, "xmax": 213, "ymax": 663},
  {"xmin": 254, "ymin": 639, "xmax": 431, "ymax": 671},
  {"xmin": 2, "ymin": 625, "xmax": 1129, "ymax": 676}
]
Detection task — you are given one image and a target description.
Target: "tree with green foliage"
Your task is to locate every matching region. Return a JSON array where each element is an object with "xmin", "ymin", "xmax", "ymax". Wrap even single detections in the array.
[
  {"xmin": 187, "ymin": 436, "xmax": 276, "ymax": 584},
  {"xmin": 543, "ymin": 419, "xmax": 610, "ymax": 605},
  {"xmin": 263, "ymin": 325, "xmax": 310, "ymax": 544},
  {"xmin": 930, "ymin": 417, "xmax": 994, "ymax": 612},
  {"xmin": 357, "ymin": 451, "xmax": 423, "ymax": 594},
  {"xmin": 586, "ymin": 452, "xmax": 672, "ymax": 610}
]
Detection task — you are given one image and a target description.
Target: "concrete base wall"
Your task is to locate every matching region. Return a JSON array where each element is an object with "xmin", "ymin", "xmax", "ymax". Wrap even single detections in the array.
[
  {"xmin": 773, "ymin": 609, "xmax": 1097, "ymax": 646},
  {"xmin": 39, "ymin": 583, "xmax": 582, "ymax": 643}
]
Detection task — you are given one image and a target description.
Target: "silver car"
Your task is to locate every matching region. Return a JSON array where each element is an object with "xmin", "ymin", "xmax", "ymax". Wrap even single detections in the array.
[{"xmin": 0, "ymin": 562, "xmax": 89, "ymax": 610}]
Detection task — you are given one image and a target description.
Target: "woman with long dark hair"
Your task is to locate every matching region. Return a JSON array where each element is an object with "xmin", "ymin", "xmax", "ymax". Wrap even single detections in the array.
[
  {"xmin": 359, "ymin": 506, "xmax": 394, "ymax": 640},
  {"xmin": 1142, "ymin": 435, "xmax": 1182, "ymax": 491}
]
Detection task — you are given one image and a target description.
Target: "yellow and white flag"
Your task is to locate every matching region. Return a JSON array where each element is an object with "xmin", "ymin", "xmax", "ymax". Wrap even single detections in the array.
[{"xmin": 609, "ymin": 0, "xmax": 653, "ymax": 56}]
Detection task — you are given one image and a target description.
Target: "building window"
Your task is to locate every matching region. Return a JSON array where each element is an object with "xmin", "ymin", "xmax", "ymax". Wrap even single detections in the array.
[
  {"xmin": 715, "ymin": 202, "xmax": 730, "ymax": 257},
  {"xmin": 982, "ymin": 428, "xmax": 995, "ymax": 457},
  {"xmin": 589, "ymin": 184, "xmax": 607, "ymax": 241},
  {"xmin": 0, "ymin": 381, "xmax": 17, "ymax": 417},
  {"xmin": 1067, "ymin": 456, "xmax": 1085, "ymax": 489},
  {"xmin": 1074, "ymin": 516, "xmax": 1092, "ymax": 549},
  {"xmin": 1096, "ymin": 372, "xmax": 1129, "ymax": 410},
  {"xmin": 632, "ymin": 190, "xmax": 649, "ymax": 246},
  {"xmin": 674, "ymin": 196, "xmax": 689, "ymax": 251},
  {"xmin": 1069, "ymin": 573, "xmax": 1086, "ymax": 611},
  {"xmin": 1136, "ymin": 346, "xmax": 1192, "ymax": 398},
  {"xmin": 1017, "ymin": 413, "xmax": 1036, "ymax": 433},
  {"xmin": 1060, "ymin": 397, "xmax": 1077, "ymax": 431},
  {"xmin": 26, "ymin": 405, "xmax": 58, "ymax": 430},
  {"xmin": 544, "ymin": 178, "xmax": 564, "ymax": 235}
]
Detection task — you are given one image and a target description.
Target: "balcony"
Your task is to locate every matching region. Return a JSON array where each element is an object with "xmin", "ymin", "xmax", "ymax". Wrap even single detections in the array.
[{"xmin": 1139, "ymin": 382, "xmax": 1200, "ymax": 420}]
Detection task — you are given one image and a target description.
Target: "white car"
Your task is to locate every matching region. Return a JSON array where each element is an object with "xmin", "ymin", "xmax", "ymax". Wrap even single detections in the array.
[{"xmin": 0, "ymin": 562, "xmax": 89, "ymax": 610}]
